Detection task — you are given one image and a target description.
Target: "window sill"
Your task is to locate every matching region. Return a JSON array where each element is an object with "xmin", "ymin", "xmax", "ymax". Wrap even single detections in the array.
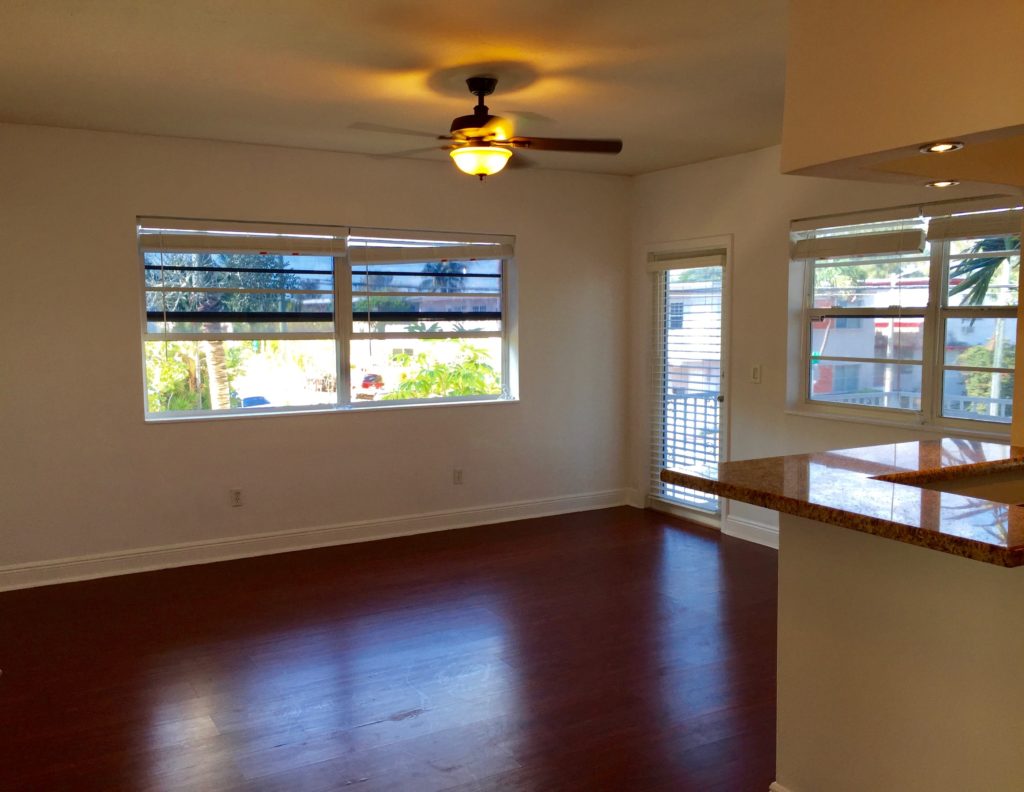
[
  {"xmin": 145, "ymin": 395, "xmax": 520, "ymax": 424},
  {"xmin": 784, "ymin": 407, "xmax": 1011, "ymax": 441}
]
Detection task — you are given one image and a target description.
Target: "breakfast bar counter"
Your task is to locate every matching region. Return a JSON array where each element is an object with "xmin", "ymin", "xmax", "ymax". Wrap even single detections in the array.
[
  {"xmin": 662, "ymin": 438, "xmax": 1024, "ymax": 566},
  {"xmin": 662, "ymin": 439, "xmax": 1024, "ymax": 792}
]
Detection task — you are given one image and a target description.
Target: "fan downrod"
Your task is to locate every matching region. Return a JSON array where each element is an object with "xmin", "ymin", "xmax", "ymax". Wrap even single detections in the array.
[{"xmin": 450, "ymin": 76, "xmax": 503, "ymax": 136}]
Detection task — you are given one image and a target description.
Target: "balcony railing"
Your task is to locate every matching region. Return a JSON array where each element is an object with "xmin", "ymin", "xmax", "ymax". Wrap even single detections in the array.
[
  {"xmin": 819, "ymin": 390, "xmax": 1011, "ymax": 423},
  {"xmin": 658, "ymin": 391, "xmax": 720, "ymax": 511}
]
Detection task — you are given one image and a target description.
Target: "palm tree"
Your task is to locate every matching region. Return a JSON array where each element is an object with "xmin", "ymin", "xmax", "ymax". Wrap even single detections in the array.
[
  {"xmin": 420, "ymin": 260, "xmax": 467, "ymax": 293},
  {"xmin": 948, "ymin": 235, "xmax": 1021, "ymax": 306}
]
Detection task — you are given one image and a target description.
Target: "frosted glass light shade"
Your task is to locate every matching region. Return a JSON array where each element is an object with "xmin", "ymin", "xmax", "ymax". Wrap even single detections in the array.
[{"xmin": 450, "ymin": 146, "xmax": 512, "ymax": 177}]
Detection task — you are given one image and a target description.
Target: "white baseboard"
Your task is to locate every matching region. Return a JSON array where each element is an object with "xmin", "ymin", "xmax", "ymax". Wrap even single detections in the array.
[
  {"xmin": 723, "ymin": 514, "xmax": 779, "ymax": 549},
  {"xmin": 0, "ymin": 489, "xmax": 632, "ymax": 592},
  {"xmin": 769, "ymin": 783, "xmax": 793, "ymax": 792},
  {"xmin": 624, "ymin": 487, "xmax": 646, "ymax": 509}
]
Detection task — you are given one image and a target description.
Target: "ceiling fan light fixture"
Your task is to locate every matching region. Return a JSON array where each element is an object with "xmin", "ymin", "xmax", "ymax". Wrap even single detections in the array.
[{"xmin": 450, "ymin": 145, "xmax": 512, "ymax": 178}]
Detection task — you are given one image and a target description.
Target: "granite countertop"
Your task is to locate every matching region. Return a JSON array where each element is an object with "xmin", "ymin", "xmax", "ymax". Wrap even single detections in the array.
[{"xmin": 661, "ymin": 439, "xmax": 1024, "ymax": 567}]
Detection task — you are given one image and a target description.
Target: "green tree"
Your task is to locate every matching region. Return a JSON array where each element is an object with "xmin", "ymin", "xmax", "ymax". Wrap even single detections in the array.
[
  {"xmin": 383, "ymin": 343, "xmax": 500, "ymax": 399},
  {"xmin": 146, "ymin": 341, "xmax": 203, "ymax": 412},
  {"xmin": 352, "ymin": 295, "xmax": 416, "ymax": 333},
  {"xmin": 956, "ymin": 343, "xmax": 1015, "ymax": 400},
  {"xmin": 146, "ymin": 252, "xmax": 303, "ymax": 410}
]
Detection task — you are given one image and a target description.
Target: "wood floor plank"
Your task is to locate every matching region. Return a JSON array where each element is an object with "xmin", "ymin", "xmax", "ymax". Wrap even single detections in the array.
[{"xmin": 0, "ymin": 507, "xmax": 777, "ymax": 791}]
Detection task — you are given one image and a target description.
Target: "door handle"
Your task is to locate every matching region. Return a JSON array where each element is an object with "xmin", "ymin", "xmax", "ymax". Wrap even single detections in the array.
[{"xmin": 716, "ymin": 395, "xmax": 725, "ymax": 402}]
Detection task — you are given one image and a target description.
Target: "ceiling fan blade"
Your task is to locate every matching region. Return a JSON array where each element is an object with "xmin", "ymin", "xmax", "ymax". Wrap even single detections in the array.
[
  {"xmin": 507, "ymin": 136, "xmax": 623, "ymax": 154},
  {"xmin": 369, "ymin": 145, "xmax": 447, "ymax": 159},
  {"xmin": 351, "ymin": 122, "xmax": 451, "ymax": 141},
  {"xmin": 505, "ymin": 152, "xmax": 536, "ymax": 169}
]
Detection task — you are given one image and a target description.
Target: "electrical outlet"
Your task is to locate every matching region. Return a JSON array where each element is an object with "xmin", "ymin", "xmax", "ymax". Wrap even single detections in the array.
[
  {"xmin": 229, "ymin": 488, "xmax": 244, "ymax": 507},
  {"xmin": 452, "ymin": 468, "xmax": 464, "ymax": 486},
  {"xmin": 751, "ymin": 365, "xmax": 762, "ymax": 384}
]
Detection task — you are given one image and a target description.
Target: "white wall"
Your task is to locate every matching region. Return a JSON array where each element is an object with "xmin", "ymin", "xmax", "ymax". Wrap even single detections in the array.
[
  {"xmin": 628, "ymin": 145, "xmax": 1000, "ymax": 531},
  {"xmin": 4, "ymin": 124, "xmax": 1010, "ymax": 580},
  {"xmin": 0, "ymin": 124, "xmax": 631, "ymax": 574}
]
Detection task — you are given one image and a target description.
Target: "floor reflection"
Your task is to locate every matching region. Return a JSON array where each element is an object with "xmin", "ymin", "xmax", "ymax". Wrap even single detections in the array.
[{"xmin": 1, "ymin": 508, "xmax": 776, "ymax": 791}]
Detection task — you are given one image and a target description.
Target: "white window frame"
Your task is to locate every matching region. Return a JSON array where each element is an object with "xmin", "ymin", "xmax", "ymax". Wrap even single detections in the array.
[
  {"xmin": 139, "ymin": 217, "xmax": 517, "ymax": 420},
  {"xmin": 788, "ymin": 196, "xmax": 1022, "ymax": 436}
]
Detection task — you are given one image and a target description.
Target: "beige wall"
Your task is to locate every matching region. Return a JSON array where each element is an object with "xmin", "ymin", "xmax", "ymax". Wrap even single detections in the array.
[
  {"xmin": 628, "ymin": 145, "xmax": 998, "ymax": 529},
  {"xmin": 782, "ymin": 0, "xmax": 1024, "ymax": 174},
  {"xmin": 0, "ymin": 123, "xmax": 630, "ymax": 568}
]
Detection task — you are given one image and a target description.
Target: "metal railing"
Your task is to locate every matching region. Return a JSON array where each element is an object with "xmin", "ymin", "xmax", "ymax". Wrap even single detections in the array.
[
  {"xmin": 657, "ymin": 391, "xmax": 720, "ymax": 511},
  {"xmin": 822, "ymin": 390, "xmax": 1012, "ymax": 422}
]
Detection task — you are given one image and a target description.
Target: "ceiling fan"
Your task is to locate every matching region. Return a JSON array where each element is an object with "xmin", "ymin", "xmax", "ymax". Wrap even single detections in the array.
[{"xmin": 356, "ymin": 76, "xmax": 623, "ymax": 179}]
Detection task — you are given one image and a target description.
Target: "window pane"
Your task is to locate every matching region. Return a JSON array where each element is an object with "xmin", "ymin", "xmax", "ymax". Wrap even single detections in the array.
[
  {"xmin": 351, "ymin": 294, "xmax": 499, "ymax": 317},
  {"xmin": 944, "ymin": 317, "xmax": 1016, "ymax": 366},
  {"xmin": 949, "ymin": 236, "xmax": 1021, "ymax": 256},
  {"xmin": 947, "ymin": 236, "xmax": 1019, "ymax": 307},
  {"xmin": 812, "ymin": 258, "xmax": 929, "ymax": 308},
  {"xmin": 146, "ymin": 290, "xmax": 332, "ymax": 315},
  {"xmin": 810, "ymin": 316, "xmax": 924, "ymax": 361},
  {"xmin": 145, "ymin": 252, "xmax": 333, "ymax": 284},
  {"xmin": 352, "ymin": 260, "xmax": 501, "ymax": 294},
  {"xmin": 146, "ymin": 268, "xmax": 334, "ymax": 292},
  {"xmin": 147, "ymin": 320, "xmax": 334, "ymax": 334},
  {"xmin": 350, "ymin": 338, "xmax": 502, "ymax": 402},
  {"xmin": 144, "ymin": 251, "xmax": 336, "ymax": 339},
  {"xmin": 352, "ymin": 319, "xmax": 501, "ymax": 334},
  {"xmin": 810, "ymin": 361, "xmax": 922, "ymax": 410},
  {"xmin": 144, "ymin": 339, "xmax": 337, "ymax": 413},
  {"xmin": 942, "ymin": 370, "xmax": 1013, "ymax": 423}
]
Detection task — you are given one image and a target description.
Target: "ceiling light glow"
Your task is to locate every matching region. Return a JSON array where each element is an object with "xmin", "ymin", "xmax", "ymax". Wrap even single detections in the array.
[
  {"xmin": 919, "ymin": 141, "xmax": 964, "ymax": 154},
  {"xmin": 450, "ymin": 145, "xmax": 512, "ymax": 179},
  {"xmin": 926, "ymin": 180, "xmax": 960, "ymax": 189}
]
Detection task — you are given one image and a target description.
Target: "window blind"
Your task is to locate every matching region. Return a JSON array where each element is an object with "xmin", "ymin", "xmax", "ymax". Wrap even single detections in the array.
[
  {"xmin": 138, "ymin": 219, "xmax": 348, "ymax": 255},
  {"xmin": 350, "ymin": 229, "xmax": 513, "ymax": 334},
  {"xmin": 140, "ymin": 219, "xmax": 344, "ymax": 339},
  {"xmin": 791, "ymin": 228, "xmax": 925, "ymax": 260},
  {"xmin": 926, "ymin": 208, "xmax": 1023, "ymax": 242},
  {"xmin": 650, "ymin": 252, "xmax": 724, "ymax": 513}
]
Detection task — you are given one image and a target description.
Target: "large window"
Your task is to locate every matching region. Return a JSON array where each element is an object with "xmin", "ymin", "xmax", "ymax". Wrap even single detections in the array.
[
  {"xmin": 792, "ymin": 198, "xmax": 1021, "ymax": 430},
  {"xmin": 140, "ymin": 219, "xmax": 516, "ymax": 418}
]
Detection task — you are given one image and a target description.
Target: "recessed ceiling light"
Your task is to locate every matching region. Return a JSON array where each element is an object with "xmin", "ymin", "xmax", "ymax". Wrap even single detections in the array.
[
  {"xmin": 919, "ymin": 141, "xmax": 964, "ymax": 154},
  {"xmin": 926, "ymin": 180, "xmax": 960, "ymax": 189}
]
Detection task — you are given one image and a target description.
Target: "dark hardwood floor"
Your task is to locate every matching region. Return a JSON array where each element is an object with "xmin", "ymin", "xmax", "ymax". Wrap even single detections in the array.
[{"xmin": 0, "ymin": 507, "xmax": 777, "ymax": 791}]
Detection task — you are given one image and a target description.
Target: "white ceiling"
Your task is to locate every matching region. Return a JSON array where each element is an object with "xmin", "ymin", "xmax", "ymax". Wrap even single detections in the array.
[{"xmin": 0, "ymin": 0, "xmax": 788, "ymax": 175}]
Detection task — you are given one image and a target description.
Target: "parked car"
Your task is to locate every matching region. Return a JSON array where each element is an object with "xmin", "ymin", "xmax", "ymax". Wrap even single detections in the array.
[{"xmin": 356, "ymin": 373, "xmax": 384, "ymax": 400}]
